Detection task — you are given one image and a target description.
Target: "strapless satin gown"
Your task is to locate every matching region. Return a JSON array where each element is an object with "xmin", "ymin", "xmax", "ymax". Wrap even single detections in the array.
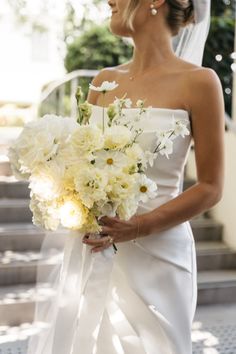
[
  {"xmin": 92, "ymin": 105, "xmax": 197, "ymax": 354},
  {"xmin": 27, "ymin": 105, "xmax": 197, "ymax": 354}
]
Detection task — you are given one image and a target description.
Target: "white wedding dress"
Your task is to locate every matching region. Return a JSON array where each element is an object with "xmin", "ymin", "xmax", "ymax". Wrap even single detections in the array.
[{"xmin": 28, "ymin": 104, "xmax": 197, "ymax": 354}]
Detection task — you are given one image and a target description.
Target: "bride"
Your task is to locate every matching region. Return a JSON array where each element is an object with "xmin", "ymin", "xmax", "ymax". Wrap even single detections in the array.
[{"xmin": 27, "ymin": 1, "xmax": 225, "ymax": 354}]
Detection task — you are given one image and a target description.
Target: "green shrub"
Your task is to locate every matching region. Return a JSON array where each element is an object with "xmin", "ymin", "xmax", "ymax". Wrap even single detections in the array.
[{"xmin": 65, "ymin": 24, "xmax": 132, "ymax": 72}]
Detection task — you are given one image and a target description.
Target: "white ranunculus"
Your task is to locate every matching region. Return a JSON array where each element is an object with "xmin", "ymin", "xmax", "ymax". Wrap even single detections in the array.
[
  {"xmin": 75, "ymin": 167, "xmax": 108, "ymax": 208},
  {"xmin": 89, "ymin": 81, "xmax": 119, "ymax": 92},
  {"xmin": 94, "ymin": 150, "xmax": 128, "ymax": 171},
  {"xmin": 136, "ymin": 174, "xmax": 158, "ymax": 203},
  {"xmin": 29, "ymin": 161, "xmax": 65, "ymax": 201},
  {"xmin": 104, "ymin": 126, "xmax": 132, "ymax": 150},
  {"xmin": 108, "ymin": 172, "xmax": 136, "ymax": 202},
  {"xmin": 30, "ymin": 196, "xmax": 60, "ymax": 231},
  {"xmin": 71, "ymin": 125, "xmax": 104, "ymax": 153}
]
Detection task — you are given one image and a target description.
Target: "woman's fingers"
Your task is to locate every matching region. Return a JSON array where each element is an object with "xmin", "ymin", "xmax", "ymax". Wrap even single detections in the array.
[
  {"xmin": 83, "ymin": 234, "xmax": 113, "ymax": 246},
  {"xmin": 91, "ymin": 244, "xmax": 111, "ymax": 253},
  {"xmin": 100, "ymin": 226, "xmax": 113, "ymax": 235},
  {"xmin": 99, "ymin": 216, "xmax": 118, "ymax": 226}
]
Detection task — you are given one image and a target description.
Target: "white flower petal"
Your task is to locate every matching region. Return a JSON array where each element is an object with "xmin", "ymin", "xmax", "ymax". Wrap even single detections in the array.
[{"xmin": 89, "ymin": 81, "xmax": 119, "ymax": 92}]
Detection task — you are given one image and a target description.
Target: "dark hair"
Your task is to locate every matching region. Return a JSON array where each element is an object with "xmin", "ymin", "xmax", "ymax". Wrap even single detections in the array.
[
  {"xmin": 166, "ymin": 0, "xmax": 195, "ymax": 35},
  {"xmin": 122, "ymin": 0, "xmax": 195, "ymax": 35}
]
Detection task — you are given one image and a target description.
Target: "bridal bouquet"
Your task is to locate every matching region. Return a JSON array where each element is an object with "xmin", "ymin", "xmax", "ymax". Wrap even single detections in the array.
[{"xmin": 8, "ymin": 80, "xmax": 189, "ymax": 239}]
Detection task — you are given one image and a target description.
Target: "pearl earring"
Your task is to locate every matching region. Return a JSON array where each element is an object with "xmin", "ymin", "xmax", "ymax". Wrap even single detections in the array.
[{"xmin": 150, "ymin": 3, "xmax": 158, "ymax": 16}]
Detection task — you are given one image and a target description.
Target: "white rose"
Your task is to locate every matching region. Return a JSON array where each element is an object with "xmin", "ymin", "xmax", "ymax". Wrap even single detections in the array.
[
  {"xmin": 71, "ymin": 125, "xmax": 104, "ymax": 153},
  {"xmin": 9, "ymin": 115, "xmax": 77, "ymax": 173},
  {"xmin": 8, "ymin": 146, "xmax": 30, "ymax": 180}
]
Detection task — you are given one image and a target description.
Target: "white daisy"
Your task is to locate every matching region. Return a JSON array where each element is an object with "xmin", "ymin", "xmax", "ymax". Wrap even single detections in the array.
[
  {"xmin": 89, "ymin": 81, "xmax": 119, "ymax": 92},
  {"xmin": 94, "ymin": 150, "xmax": 128, "ymax": 170},
  {"xmin": 137, "ymin": 174, "xmax": 158, "ymax": 203}
]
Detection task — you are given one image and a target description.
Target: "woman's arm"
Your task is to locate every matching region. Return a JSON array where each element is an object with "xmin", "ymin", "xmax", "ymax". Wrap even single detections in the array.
[{"xmin": 140, "ymin": 68, "xmax": 225, "ymax": 235}]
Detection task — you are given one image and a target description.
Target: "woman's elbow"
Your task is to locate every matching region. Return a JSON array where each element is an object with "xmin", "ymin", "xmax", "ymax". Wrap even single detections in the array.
[{"xmin": 203, "ymin": 183, "xmax": 223, "ymax": 208}]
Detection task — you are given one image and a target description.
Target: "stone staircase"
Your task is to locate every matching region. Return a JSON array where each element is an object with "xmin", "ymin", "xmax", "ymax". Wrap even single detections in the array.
[
  {"xmin": 0, "ymin": 160, "xmax": 236, "ymax": 347},
  {"xmin": 184, "ymin": 179, "xmax": 236, "ymax": 306}
]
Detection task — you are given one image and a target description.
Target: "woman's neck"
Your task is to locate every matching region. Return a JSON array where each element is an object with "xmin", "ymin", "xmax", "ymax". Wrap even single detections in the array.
[{"xmin": 130, "ymin": 29, "xmax": 175, "ymax": 73}]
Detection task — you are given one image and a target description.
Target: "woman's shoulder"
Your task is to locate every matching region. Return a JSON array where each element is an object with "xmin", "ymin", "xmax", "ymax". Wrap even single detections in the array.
[
  {"xmin": 87, "ymin": 63, "xmax": 129, "ymax": 104},
  {"xmin": 185, "ymin": 66, "xmax": 222, "ymax": 101},
  {"xmin": 174, "ymin": 59, "xmax": 221, "ymax": 98},
  {"xmin": 91, "ymin": 63, "xmax": 130, "ymax": 83},
  {"xmin": 177, "ymin": 59, "xmax": 220, "ymax": 87}
]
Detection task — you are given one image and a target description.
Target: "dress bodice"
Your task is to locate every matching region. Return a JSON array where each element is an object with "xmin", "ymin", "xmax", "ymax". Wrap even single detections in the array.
[
  {"xmin": 91, "ymin": 105, "xmax": 195, "ymax": 274},
  {"xmin": 90, "ymin": 105, "xmax": 192, "ymax": 211}
]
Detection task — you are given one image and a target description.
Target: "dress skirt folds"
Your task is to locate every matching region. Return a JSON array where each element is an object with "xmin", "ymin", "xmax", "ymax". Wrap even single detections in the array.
[{"xmin": 27, "ymin": 106, "xmax": 197, "ymax": 354}]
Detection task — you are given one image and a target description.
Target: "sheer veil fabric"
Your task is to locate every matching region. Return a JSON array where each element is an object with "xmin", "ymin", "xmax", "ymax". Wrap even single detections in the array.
[
  {"xmin": 26, "ymin": 1, "xmax": 211, "ymax": 354},
  {"xmin": 173, "ymin": 0, "xmax": 211, "ymax": 65}
]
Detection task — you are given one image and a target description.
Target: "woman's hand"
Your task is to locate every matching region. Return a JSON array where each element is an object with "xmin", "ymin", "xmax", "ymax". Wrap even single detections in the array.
[{"xmin": 82, "ymin": 215, "xmax": 148, "ymax": 253}]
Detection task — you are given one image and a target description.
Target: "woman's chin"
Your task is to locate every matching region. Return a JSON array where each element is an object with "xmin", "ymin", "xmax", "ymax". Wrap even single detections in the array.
[{"xmin": 109, "ymin": 21, "xmax": 132, "ymax": 38}]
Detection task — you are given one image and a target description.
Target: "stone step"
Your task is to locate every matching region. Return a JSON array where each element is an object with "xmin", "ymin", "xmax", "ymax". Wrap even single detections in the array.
[
  {"xmin": 0, "ymin": 283, "xmax": 56, "ymax": 326},
  {"xmin": 0, "ymin": 250, "xmax": 62, "ymax": 286},
  {"xmin": 0, "ymin": 181, "xmax": 30, "ymax": 199},
  {"xmin": 190, "ymin": 218, "xmax": 223, "ymax": 242},
  {"xmin": 1, "ymin": 269, "xmax": 236, "ymax": 326},
  {"xmin": 0, "ymin": 224, "xmax": 67, "ymax": 252},
  {"xmin": 0, "ymin": 224, "xmax": 45, "ymax": 252},
  {"xmin": 195, "ymin": 241, "xmax": 229, "ymax": 253},
  {"xmin": 196, "ymin": 244, "xmax": 236, "ymax": 271},
  {"xmin": 0, "ymin": 199, "xmax": 32, "ymax": 223},
  {"xmin": 197, "ymin": 270, "xmax": 236, "ymax": 305}
]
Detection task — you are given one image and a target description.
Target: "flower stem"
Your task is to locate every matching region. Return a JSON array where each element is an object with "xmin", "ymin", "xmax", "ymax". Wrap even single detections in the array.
[{"xmin": 153, "ymin": 131, "xmax": 175, "ymax": 153}]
